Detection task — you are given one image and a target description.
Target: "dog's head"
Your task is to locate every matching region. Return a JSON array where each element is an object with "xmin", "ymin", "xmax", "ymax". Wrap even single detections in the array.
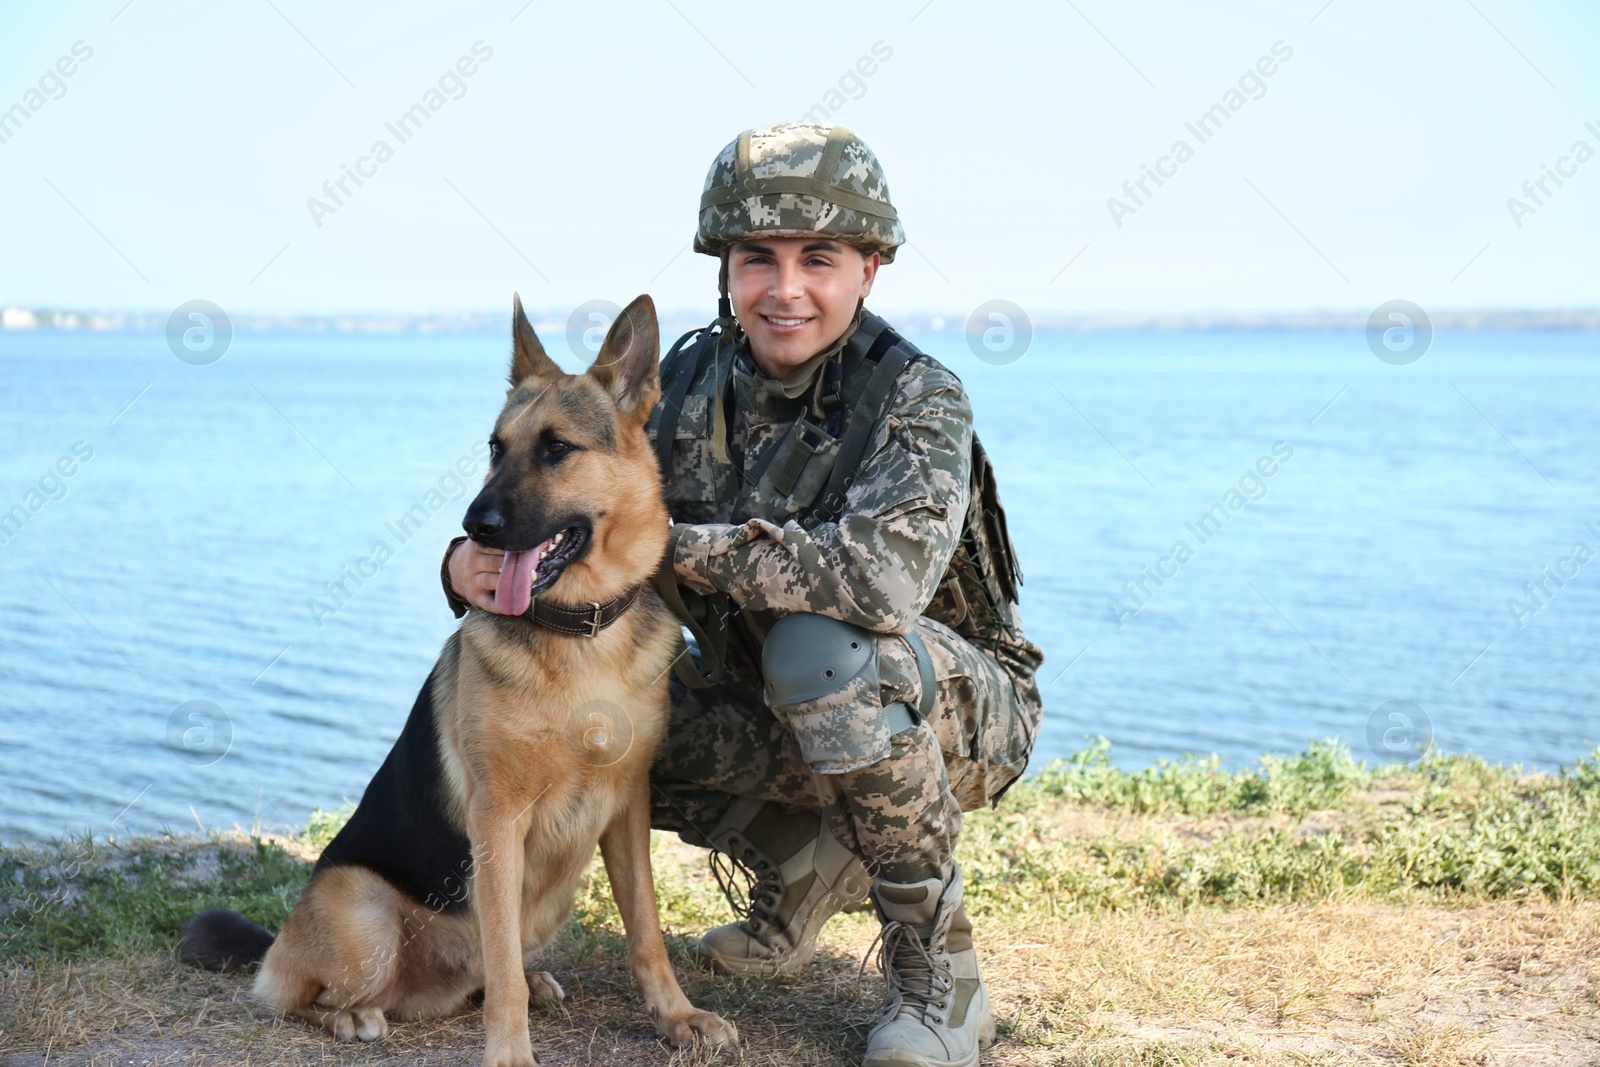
[{"xmin": 462, "ymin": 293, "xmax": 666, "ymax": 613}]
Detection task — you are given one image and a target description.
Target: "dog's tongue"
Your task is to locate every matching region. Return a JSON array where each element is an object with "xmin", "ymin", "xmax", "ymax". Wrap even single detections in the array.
[{"xmin": 494, "ymin": 548, "xmax": 540, "ymax": 616}]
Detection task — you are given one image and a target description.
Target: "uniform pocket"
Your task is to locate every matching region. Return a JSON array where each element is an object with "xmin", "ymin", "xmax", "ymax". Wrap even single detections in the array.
[
  {"xmin": 895, "ymin": 617, "xmax": 1040, "ymax": 812},
  {"xmin": 977, "ymin": 674, "xmax": 1034, "ymax": 805},
  {"xmin": 754, "ymin": 420, "xmax": 840, "ymax": 520},
  {"xmin": 659, "ymin": 395, "xmax": 722, "ymax": 504}
]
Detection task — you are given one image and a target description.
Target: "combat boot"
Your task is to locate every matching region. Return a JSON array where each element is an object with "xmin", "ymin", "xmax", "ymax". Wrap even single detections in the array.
[
  {"xmin": 863, "ymin": 861, "xmax": 995, "ymax": 1067},
  {"xmin": 698, "ymin": 796, "xmax": 869, "ymax": 975}
]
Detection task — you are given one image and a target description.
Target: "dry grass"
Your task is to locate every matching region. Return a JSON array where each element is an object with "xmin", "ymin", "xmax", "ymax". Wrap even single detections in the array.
[
  {"xmin": 975, "ymin": 897, "xmax": 1600, "ymax": 1065},
  {"xmin": 3, "ymin": 834, "xmax": 1599, "ymax": 1066},
  {"xmin": 8, "ymin": 743, "xmax": 1600, "ymax": 1064}
]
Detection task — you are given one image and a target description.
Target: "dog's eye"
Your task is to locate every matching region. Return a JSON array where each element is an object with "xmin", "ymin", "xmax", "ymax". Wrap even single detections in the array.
[
  {"xmin": 537, "ymin": 431, "xmax": 579, "ymax": 460},
  {"xmin": 488, "ymin": 439, "xmax": 503, "ymax": 462}
]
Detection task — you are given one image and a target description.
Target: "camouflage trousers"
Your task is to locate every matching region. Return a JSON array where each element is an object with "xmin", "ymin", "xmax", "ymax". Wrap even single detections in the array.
[{"xmin": 649, "ymin": 613, "xmax": 1041, "ymax": 884}]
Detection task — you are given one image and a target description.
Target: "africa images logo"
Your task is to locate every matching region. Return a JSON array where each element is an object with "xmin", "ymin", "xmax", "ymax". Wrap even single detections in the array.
[
  {"xmin": 305, "ymin": 42, "xmax": 494, "ymax": 228},
  {"xmin": 1106, "ymin": 41, "xmax": 1294, "ymax": 229}
]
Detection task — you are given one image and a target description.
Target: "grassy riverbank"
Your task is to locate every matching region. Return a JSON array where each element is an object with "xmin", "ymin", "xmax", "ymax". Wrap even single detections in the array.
[{"xmin": 4, "ymin": 741, "xmax": 1599, "ymax": 1064}]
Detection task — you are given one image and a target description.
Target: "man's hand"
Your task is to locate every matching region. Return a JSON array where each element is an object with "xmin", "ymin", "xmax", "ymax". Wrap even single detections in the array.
[{"xmin": 449, "ymin": 538, "xmax": 509, "ymax": 614}]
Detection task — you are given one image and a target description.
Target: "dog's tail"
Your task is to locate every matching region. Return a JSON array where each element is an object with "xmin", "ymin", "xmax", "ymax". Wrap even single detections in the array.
[{"xmin": 179, "ymin": 907, "xmax": 275, "ymax": 972}]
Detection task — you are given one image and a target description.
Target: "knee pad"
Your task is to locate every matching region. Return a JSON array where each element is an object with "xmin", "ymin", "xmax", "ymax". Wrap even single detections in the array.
[
  {"xmin": 761, "ymin": 613, "xmax": 917, "ymax": 773},
  {"xmin": 763, "ymin": 612, "xmax": 877, "ymax": 705}
]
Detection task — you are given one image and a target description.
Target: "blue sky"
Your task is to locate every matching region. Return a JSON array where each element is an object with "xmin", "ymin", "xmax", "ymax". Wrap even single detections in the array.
[{"xmin": 0, "ymin": 0, "xmax": 1596, "ymax": 317}]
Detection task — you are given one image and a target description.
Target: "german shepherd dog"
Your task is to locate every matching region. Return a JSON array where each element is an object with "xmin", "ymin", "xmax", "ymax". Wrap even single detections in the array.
[{"xmin": 181, "ymin": 295, "xmax": 736, "ymax": 1066}]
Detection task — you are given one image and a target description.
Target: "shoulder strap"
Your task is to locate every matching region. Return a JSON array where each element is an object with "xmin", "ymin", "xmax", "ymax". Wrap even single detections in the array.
[
  {"xmin": 806, "ymin": 327, "xmax": 922, "ymax": 526},
  {"xmin": 652, "ymin": 330, "xmax": 734, "ymax": 687},
  {"xmin": 655, "ymin": 526, "xmax": 729, "ymax": 689},
  {"xmin": 654, "ymin": 325, "xmax": 714, "ymax": 487}
]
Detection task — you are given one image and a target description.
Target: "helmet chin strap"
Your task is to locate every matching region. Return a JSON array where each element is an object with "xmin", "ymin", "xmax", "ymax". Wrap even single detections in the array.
[{"xmin": 710, "ymin": 251, "xmax": 736, "ymax": 464}]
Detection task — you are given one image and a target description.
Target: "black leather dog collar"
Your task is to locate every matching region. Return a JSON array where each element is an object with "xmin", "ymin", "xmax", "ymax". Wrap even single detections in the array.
[{"xmin": 529, "ymin": 583, "xmax": 644, "ymax": 637}]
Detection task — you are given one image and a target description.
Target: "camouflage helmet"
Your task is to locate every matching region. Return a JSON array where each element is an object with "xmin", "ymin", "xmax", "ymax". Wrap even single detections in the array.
[{"xmin": 695, "ymin": 123, "xmax": 904, "ymax": 263}]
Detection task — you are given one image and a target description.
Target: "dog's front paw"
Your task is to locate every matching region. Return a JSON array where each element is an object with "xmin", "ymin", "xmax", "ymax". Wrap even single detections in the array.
[
  {"xmin": 482, "ymin": 1040, "xmax": 538, "ymax": 1067},
  {"xmin": 525, "ymin": 970, "xmax": 564, "ymax": 1006},
  {"xmin": 655, "ymin": 1008, "xmax": 738, "ymax": 1048},
  {"xmin": 329, "ymin": 1005, "xmax": 388, "ymax": 1042},
  {"xmin": 483, "ymin": 1054, "xmax": 538, "ymax": 1067}
]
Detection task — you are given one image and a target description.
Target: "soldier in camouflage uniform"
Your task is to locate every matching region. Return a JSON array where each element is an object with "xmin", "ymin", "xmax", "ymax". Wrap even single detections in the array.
[{"xmin": 445, "ymin": 122, "xmax": 1044, "ymax": 1067}]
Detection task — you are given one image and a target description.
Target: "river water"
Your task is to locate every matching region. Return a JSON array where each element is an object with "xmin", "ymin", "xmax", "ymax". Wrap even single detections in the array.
[{"xmin": 2, "ymin": 324, "xmax": 1596, "ymax": 842}]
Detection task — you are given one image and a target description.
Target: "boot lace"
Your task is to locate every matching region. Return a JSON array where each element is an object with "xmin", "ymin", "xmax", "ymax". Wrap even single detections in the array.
[
  {"xmin": 709, "ymin": 846, "xmax": 782, "ymax": 936},
  {"xmin": 862, "ymin": 920, "xmax": 954, "ymax": 1025}
]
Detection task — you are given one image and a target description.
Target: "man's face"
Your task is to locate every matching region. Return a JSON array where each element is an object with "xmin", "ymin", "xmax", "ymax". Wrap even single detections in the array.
[{"xmin": 727, "ymin": 237, "xmax": 880, "ymax": 376}]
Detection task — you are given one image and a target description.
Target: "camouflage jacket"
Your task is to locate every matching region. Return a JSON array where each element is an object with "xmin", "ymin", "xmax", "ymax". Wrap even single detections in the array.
[{"xmin": 648, "ymin": 311, "xmax": 1044, "ymax": 689}]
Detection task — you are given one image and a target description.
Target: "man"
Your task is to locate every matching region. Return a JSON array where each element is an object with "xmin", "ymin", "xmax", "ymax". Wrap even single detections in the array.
[{"xmin": 443, "ymin": 122, "xmax": 1044, "ymax": 1067}]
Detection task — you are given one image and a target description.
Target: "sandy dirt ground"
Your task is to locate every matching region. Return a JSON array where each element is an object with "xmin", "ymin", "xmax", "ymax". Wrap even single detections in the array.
[{"xmin": 4, "ymin": 839, "xmax": 1599, "ymax": 1067}]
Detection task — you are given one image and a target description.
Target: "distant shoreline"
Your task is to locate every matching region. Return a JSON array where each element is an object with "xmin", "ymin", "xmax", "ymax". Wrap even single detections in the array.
[{"xmin": 5, "ymin": 306, "xmax": 1600, "ymax": 336}]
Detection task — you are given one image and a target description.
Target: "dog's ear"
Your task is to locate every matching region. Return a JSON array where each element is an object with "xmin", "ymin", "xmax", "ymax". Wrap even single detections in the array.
[
  {"xmin": 509, "ymin": 293, "xmax": 563, "ymax": 386},
  {"xmin": 588, "ymin": 294, "xmax": 660, "ymax": 419}
]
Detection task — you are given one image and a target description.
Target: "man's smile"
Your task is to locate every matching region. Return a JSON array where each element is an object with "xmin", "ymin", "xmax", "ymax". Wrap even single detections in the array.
[{"xmin": 760, "ymin": 313, "xmax": 813, "ymax": 327}]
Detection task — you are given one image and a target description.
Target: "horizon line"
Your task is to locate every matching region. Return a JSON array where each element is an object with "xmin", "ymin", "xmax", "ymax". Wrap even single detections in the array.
[{"xmin": 5, "ymin": 304, "xmax": 1600, "ymax": 334}]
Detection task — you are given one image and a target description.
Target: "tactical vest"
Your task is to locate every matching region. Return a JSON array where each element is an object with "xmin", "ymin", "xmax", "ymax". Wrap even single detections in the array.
[{"xmin": 648, "ymin": 312, "xmax": 1025, "ymax": 654}]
